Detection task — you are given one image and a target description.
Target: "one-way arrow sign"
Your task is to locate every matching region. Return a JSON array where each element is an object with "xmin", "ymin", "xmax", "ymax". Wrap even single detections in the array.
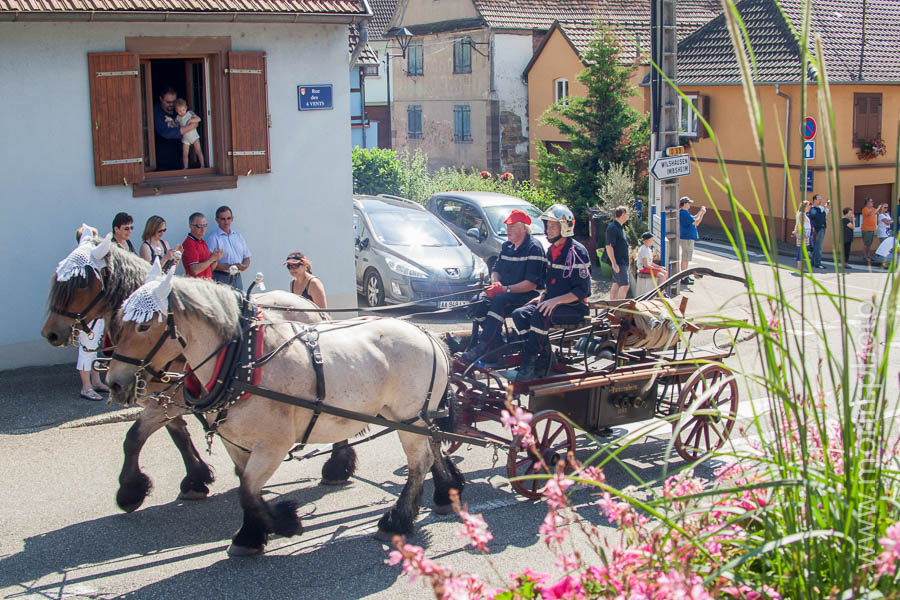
[{"xmin": 650, "ymin": 155, "xmax": 691, "ymax": 180}]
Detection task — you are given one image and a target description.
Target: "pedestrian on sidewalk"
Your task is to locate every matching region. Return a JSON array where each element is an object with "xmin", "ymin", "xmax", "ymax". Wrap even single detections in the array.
[
  {"xmin": 861, "ymin": 197, "xmax": 877, "ymax": 262},
  {"xmin": 808, "ymin": 194, "xmax": 830, "ymax": 269},
  {"xmin": 605, "ymin": 206, "xmax": 631, "ymax": 300},
  {"xmin": 678, "ymin": 196, "xmax": 706, "ymax": 287},
  {"xmin": 73, "ymin": 225, "xmax": 108, "ymax": 401},
  {"xmin": 792, "ymin": 201, "xmax": 812, "ymax": 272},
  {"xmin": 841, "ymin": 207, "xmax": 856, "ymax": 266},
  {"xmin": 876, "ymin": 203, "xmax": 892, "ymax": 246}
]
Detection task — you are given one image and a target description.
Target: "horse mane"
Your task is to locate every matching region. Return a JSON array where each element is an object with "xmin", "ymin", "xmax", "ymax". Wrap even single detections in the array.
[
  {"xmin": 47, "ymin": 242, "xmax": 150, "ymax": 315},
  {"xmin": 169, "ymin": 277, "xmax": 243, "ymax": 340}
]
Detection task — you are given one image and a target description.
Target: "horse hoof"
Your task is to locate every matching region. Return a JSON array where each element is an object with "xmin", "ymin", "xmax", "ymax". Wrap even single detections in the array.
[
  {"xmin": 227, "ymin": 543, "xmax": 263, "ymax": 557},
  {"xmin": 433, "ymin": 504, "xmax": 455, "ymax": 515},
  {"xmin": 373, "ymin": 529, "xmax": 398, "ymax": 543},
  {"xmin": 320, "ymin": 479, "xmax": 351, "ymax": 487},
  {"xmin": 178, "ymin": 490, "xmax": 209, "ymax": 501}
]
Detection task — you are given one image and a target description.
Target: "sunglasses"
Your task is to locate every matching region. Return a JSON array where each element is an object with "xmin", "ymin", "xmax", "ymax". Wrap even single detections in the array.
[
  {"xmin": 285, "ymin": 262, "xmax": 303, "ymax": 270},
  {"xmin": 191, "ymin": 223, "xmax": 208, "ymax": 228},
  {"xmin": 121, "ymin": 226, "xmax": 133, "ymax": 231},
  {"xmin": 158, "ymin": 228, "xmax": 167, "ymax": 233}
]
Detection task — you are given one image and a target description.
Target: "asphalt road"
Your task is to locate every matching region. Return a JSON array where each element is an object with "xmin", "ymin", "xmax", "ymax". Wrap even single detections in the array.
[{"xmin": 1, "ymin": 243, "xmax": 896, "ymax": 600}]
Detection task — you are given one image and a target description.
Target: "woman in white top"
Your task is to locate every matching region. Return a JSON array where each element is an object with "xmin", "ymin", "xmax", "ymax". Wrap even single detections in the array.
[
  {"xmin": 139, "ymin": 215, "xmax": 182, "ymax": 268},
  {"xmin": 876, "ymin": 203, "xmax": 893, "ymax": 243},
  {"xmin": 636, "ymin": 232, "xmax": 667, "ymax": 280},
  {"xmin": 793, "ymin": 200, "xmax": 811, "ymax": 271}
]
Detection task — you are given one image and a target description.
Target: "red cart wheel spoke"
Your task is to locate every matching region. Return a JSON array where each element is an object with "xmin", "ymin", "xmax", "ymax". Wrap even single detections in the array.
[
  {"xmin": 507, "ymin": 411, "xmax": 577, "ymax": 499},
  {"xmin": 674, "ymin": 365, "xmax": 739, "ymax": 462}
]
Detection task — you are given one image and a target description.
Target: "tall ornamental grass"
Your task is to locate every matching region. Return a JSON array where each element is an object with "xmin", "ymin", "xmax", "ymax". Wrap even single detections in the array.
[{"xmin": 384, "ymin": 0, "xmax": 900, "ymax": 597}]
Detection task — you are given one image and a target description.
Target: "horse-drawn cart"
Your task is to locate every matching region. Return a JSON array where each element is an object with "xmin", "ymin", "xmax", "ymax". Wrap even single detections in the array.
[{"xmin": 443, "ymin": 269, "xmax": 744, "ymax": 498}]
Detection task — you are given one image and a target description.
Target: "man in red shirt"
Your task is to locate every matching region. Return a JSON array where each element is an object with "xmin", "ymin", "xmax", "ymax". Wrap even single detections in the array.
[{"xmin": 181, "ymin": 212, "xmax": 223, "ymax": 278}]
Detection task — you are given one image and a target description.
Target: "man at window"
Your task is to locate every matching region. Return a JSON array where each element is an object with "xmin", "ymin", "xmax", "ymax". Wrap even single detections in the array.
[{"xmin": 154, "ymin": 87, "xmax": 198, "ymax": 171}]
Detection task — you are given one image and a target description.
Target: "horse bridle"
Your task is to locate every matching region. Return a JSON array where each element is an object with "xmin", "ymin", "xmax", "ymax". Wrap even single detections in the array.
[
  {"xmin": 111, "ymin": 312, "xmax": 188, "ymax": 381},
  {"xmin": 52, "ymin": 285, "xmax": 106, "ymax": 338}
]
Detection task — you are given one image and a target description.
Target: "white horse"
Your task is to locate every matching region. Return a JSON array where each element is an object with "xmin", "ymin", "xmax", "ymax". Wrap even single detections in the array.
[
  {"xmin": 41, "ymin": 235, "xmax": 353, "ymax": 514},
  {"xmin": 106, "ymin": 267, "xmax": 464, "ymax": 555}
]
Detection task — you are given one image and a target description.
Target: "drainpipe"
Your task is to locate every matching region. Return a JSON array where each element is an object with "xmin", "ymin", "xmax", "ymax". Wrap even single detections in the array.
[
  {"xmin": 775, "ymin": 83, "xmax": 791, "ymax": 241},
  {"xmin": 349, "ymin": 22, "xmax": 368, "ymax": 70}
]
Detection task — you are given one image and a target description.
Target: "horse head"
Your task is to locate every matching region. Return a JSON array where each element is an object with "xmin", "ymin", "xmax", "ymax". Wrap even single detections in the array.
[
  {"xmin": 42, "ymin": 230, "xmax": 113, "ymax": 345},
  {"xmin": 107, "ymin": 261, "xmax": 184, "ymax": 405}
]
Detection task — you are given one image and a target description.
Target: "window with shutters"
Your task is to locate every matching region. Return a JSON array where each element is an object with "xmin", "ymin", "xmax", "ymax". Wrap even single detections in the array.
[
  {"xmin": 453, "ymin": 38, "xmax": 471, "ymax": 74},
  {"xmin": 407, "ymin": 40, "xmax": 424, "ymax": 76},
  {"xmin": 679, "ymin": 94, "xmax": 699, "ymax": 137},
  {"xmin": 407, "ymin": 105, "xmax": 422, "ymax": 139},
  {"xmin": 554, "ymin": 78, "xmax": 568, "ymax": 105},
  {"xmin": 454, "ymin": 105, "xmax": 471, "ymax": 142},
  {"xmin": 87, "ymin": 38, "xmax": 270, "ymax": 196},
  {"xmin": 853, "ymin": 93, "xmax": 882, "ymax": 147}
]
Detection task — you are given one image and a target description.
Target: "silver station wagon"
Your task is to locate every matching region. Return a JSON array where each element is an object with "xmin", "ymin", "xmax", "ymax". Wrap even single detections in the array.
[
  {"xmin": 425, "ymin": 191, "xmax": 549, "ymax": 271},
  {"xmin": 353, "ymin": 195, "xmax": 489, "ymax": 307}
]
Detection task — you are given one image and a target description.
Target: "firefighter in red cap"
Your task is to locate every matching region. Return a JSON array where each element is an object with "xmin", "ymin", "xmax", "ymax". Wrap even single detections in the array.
[
  {"xmin": 459, "ymin": 208, "xmax": 546, "ymax": 364},
  {"xmin": 511, "ymin": 204, "xmax": 591, "ymax": 381}
]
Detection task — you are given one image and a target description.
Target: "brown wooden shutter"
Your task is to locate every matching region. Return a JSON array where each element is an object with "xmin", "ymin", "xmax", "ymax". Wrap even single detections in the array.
[
  {"xmin": 698, "ymin": 95, "xmax": 711, "ymax": 139},
  {"xmin": 228, "ymin": 51, "xmax": 270, "ymax": 176},
  {"xmin": 88, "ymin": 53, "xmax": 143, "ymax": 186},
  {"xmin": 869, "ymin": 94, "xmax": 882, "ymax": 140}
]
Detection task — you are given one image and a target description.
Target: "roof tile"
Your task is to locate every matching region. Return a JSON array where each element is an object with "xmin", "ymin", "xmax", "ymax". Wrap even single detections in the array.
[{"xmin": 0, "ymin": 0, "xmax": 368, "ymax": 14}]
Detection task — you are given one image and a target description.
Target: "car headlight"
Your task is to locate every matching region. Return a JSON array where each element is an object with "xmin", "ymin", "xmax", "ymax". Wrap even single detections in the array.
[
  {"xmin": 384, "ymin": 255, "xmax": 428, "ymax": 279},
  {"xmin": 473, "ymin": 257, "xmax": 489, "ymax": 280}
]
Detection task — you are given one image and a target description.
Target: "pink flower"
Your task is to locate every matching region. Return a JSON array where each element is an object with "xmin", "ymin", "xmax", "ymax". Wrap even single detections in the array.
[
  {"xmin": 539, "ymin": 511, "xmax": 569, "ymax": 546},
  {"xmin": 876, "ymin": 522, "xmax": 900, "ymax": 577},
  {"xmin": 386, "ymin": 542, "xmax": 452, "ymax": 583},
  {"xmin": 512, "ymin": 568, "xmax": 550, "ymax": 586},
  {"xmin": 578, "ymin": 465, "xmax": 605, "ymax": 486},
  {"xmin": 456, "ymin": 507, "xmax": 493, "ymax": 552},
  {"xmin": 656, "ymin": 570, "xmax": 712, "ymax": 599},
  {"xmin": 540, "ymin": 469, "xmax": 574, "ymax": 510},
  {"xmin": 596, "ymin": 492, "xmax": 647, "ymax": 529},
  {"xmin": 721, "ymin": 584, "xmax": 782, "ymax": 599},
  {"xmin": 541, "ymin": 574, "xmax": 585, "ymax": 600},
  {"xmin": 554, "ymin": 552, "xmax": 580, "ymax": 571},
  {"xmin": 442, "ymin": 574, "xmax": 490, "ymax": 599},
  {"xmin": 501, "ymin": 406, "xmax": 534, "ymax": 447}
]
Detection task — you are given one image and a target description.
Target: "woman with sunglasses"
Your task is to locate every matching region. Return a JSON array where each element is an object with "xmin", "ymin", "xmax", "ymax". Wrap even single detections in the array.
[
  {"xmin": 111, "ymin": 212, "xmax": 136, "ymax": 253},
  {"xmin": 139, "ymin": 215, "xmax": 182, "ymax": 268},
  {"xmin": 285, "ymin": 251, "xmax": 327, "ymax": 308}
]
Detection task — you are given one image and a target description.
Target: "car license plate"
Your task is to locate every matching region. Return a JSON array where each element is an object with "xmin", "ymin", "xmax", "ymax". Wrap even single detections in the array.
[{"xmin": 439, "ymin": 300, "xmax": 468, "ymax": 308}]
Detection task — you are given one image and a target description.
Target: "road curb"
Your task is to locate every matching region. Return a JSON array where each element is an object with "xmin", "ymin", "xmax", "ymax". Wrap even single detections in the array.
[{"xmin": 59, "ymin": 406, "xmax": 143, "ymax": 429}]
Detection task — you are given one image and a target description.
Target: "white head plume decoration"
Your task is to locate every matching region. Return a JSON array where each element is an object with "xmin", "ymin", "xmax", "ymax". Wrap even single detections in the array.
[
  {"xmin": 55, "ymin": 227, "xmax": 112, "ymax": 282},
  {"xmin": 121, "ymin": 258, "xmax": 176, "ymax": 323}
]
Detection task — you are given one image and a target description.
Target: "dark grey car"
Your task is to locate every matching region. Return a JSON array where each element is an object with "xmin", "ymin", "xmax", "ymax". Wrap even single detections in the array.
[
  {"xmin": 425, "ymin": 191, "xmax": 548, "ymax": 271},
  {"xmin": 353, "ymin": 195, "xmax": 489, "ymax": 307}
]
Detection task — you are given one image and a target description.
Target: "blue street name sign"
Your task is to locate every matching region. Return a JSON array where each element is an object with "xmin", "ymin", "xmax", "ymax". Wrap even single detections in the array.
[
  {"xmin": 803, "ymin": 140, "xmax": 815, "ymax": 160},
  {"xmin": 298, "ymin": 85, "xmax": 333, "ymax": 111},
  {"xmin": 806, "ymin": 169, "xmax": 813, "ymax": 192}
]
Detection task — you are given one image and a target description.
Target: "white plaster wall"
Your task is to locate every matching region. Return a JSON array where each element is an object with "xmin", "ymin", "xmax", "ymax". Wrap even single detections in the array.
[
  {"xmin": 365, "ymin": 41, "xmax": 389, "ymax": 105},
  {"xmin": 0, "ymin": 21, "xmax": 356, "ymax": 369},
  {"xmin": 492, "ymin": 33, "xmax": 533, "ymax": 164}
]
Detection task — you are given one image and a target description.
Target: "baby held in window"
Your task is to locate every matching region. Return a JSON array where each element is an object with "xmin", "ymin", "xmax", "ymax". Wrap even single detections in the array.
[{"xmin": 174, "ymin": 98, "xmax": 204, "ymax": 169}]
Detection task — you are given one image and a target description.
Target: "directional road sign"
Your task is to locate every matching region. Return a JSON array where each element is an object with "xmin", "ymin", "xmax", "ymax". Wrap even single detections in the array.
[
  {"xmin": 803, "ymin": 140, "xmax": 815, "ymax": 160},
  {"xmin": 803, "ymin": 116, "xmax": 817, "ymax": 140},
  {"xmin": 649, "ymin": 155, "xmax": 691, "ymax": 180}
]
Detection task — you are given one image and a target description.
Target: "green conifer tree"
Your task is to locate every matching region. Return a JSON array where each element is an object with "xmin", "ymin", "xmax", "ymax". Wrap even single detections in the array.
[{"xmin": 535, "ymin": 24, "xmax": 649, "ymax": 231}]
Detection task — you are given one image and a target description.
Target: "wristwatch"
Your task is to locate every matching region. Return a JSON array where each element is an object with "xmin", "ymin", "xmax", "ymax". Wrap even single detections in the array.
[{"xmin": 505, "ymin": 286, "xmax": 511, "ymax": 294}]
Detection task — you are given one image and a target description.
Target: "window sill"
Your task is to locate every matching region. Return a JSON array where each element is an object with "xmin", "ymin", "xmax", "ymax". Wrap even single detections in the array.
[
  {"xmin": 453, "ymin": 138, "xmax": 474, "ymax": 144},
  {"xmin": 133, "ymin": 174, "xmax": 237, "ymax": 197},
  {"xmin": 408, "ymin": 134, "xmax": 423, "ymax": 139}
]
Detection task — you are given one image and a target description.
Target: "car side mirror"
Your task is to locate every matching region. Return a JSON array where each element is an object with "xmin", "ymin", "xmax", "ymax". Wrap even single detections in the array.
[{"xmin": 466, "ymin": 227, "xmax": 483, "ymax": 242}]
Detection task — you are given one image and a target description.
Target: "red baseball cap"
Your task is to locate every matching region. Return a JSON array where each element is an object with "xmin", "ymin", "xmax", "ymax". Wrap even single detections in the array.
[{"xmin": 503, "ymin": 209, "xmax": 532, "ymax": 226}]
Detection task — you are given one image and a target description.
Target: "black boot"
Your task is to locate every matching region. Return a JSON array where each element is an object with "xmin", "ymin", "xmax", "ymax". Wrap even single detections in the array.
[
  {"xmin": 459, "ymin": 342, "xmax": 487, "ymax": 365},
  {"xmin": 514, "ymin": 356, "xmax": 537, "ymax": 382},
  {"xmin": 534, "ymin": 348, "xmax": 552, "ymax": 378}
]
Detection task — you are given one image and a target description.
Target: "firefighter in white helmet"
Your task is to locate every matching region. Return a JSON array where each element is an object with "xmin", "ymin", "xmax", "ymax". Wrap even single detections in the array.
[{"xmin": 511, "ymin": 204, "xmax": 592, "ymax": 381}]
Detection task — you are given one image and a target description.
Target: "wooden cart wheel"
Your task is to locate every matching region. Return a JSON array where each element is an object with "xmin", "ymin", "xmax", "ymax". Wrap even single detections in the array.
[
  {"xmin": 673, "ymin": 364, "xmax": 739, "ymax": 462},
  {"xmin": 506, "ymin": 410, "xmax": 576, "ymax": 499}
]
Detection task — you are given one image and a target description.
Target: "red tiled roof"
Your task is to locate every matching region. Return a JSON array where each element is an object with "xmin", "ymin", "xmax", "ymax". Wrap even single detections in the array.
[
  {"xmin": 472, "ymin": 0, "xmax": 599, "ymax": 31},
  {"xmin": 0, "ymin": 0, "xmax": 368, "ymax": 15},
  {"xmin": 367, "ymin": 0, "xmax": 397, "ymax": 40}
]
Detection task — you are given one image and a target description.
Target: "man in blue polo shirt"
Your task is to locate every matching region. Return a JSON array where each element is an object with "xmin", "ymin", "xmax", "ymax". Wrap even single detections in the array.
[
  {"xmin": 206, "ymin": 205, "xmax": 252, "ymax": 291},
  {"xmin": 459, "ymin": 209, "xmax": 545, "ymax": 364},
  {"xmin": 678, "ymin": 196, "xmax": 706, "ymax": 286}
]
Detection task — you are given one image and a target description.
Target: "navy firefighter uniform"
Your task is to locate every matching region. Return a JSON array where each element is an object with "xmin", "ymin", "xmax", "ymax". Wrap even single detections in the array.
[
  {"xmin": 461, "ymin": 210, "xmax": 545, "ymax": 363},
  {"xmin": 511, "ymin": 205, "xmax": 591, "ymax": 380}
]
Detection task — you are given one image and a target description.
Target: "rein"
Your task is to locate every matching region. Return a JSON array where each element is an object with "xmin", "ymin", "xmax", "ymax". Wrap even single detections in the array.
[{"xmin": 110, "ymin": 312, "xmax": 188, "ymax": 380}]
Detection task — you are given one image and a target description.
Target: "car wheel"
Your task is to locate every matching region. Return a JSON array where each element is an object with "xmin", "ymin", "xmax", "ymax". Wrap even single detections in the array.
[{"xmin": 365, "ymin": 269, "xmax": 385, "ymax": 307}]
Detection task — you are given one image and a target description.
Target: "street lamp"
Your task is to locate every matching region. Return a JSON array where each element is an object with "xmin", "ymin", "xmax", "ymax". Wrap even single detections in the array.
[{"xmin": 383, "ymin": 27, "xmax": 413, "ymax": 149}]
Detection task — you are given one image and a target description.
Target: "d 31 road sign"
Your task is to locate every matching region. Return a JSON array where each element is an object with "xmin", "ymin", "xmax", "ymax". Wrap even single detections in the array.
[{"xmin": 650, "ymin": 155, "xmax": 691, "ymax": 180}]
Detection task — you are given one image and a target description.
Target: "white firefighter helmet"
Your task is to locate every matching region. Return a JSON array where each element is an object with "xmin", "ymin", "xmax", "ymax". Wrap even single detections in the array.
[{"xmin": 540, "ymin": 204, "xmax": 575, "ymax": 238}]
